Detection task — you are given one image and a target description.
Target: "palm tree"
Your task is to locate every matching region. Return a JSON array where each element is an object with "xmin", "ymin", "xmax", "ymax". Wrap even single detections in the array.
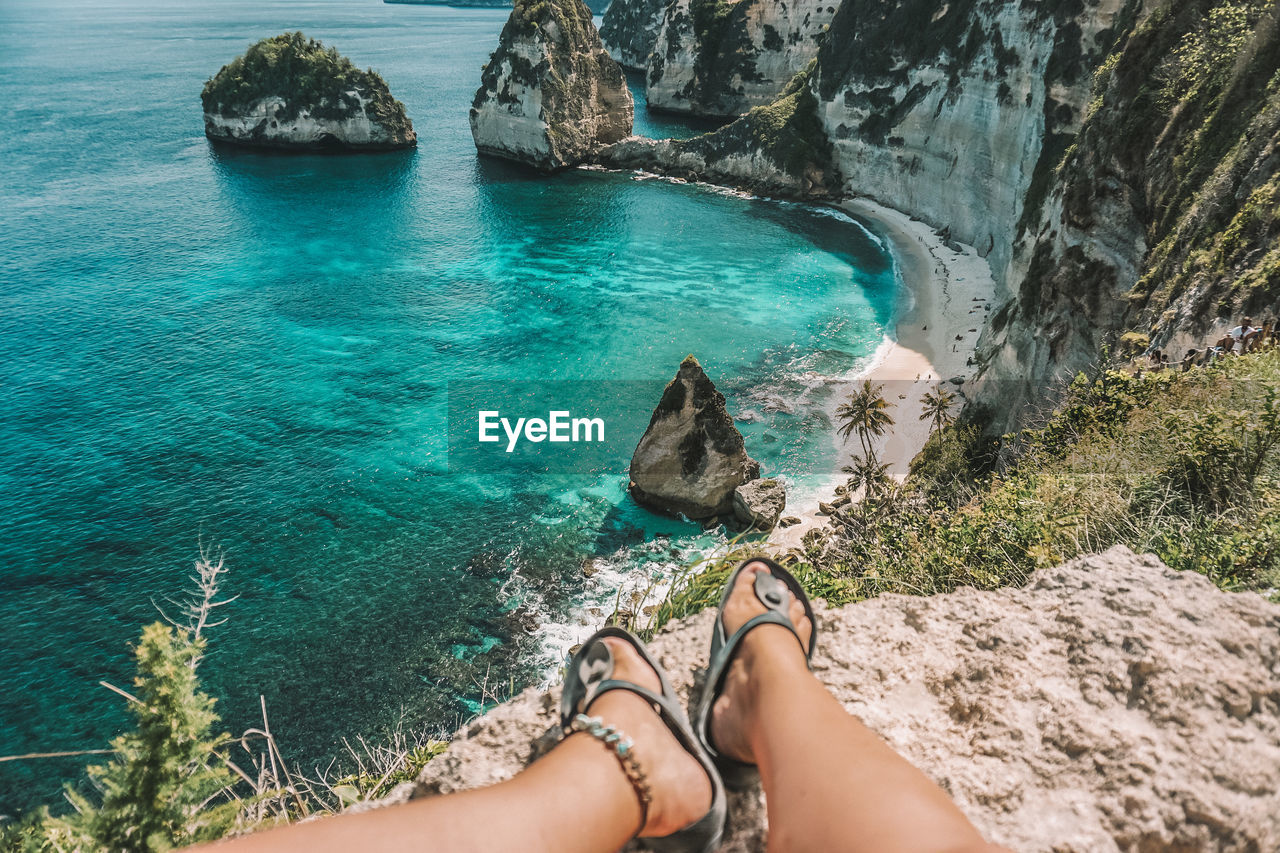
[
  {"xmin": 841, "ymin": 454, "xmax": 893, "ymax": 502},
  {"xmin": 919, "ymin": 386, "xmax": 958, "ymax": 434},
  {"xmin": 836, "ymin": 379, "xmax": 894, "ymax": 459}
]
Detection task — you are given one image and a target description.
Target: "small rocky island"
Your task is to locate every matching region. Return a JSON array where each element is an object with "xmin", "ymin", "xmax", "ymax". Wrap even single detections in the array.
[
  {"xmin": 630, "ymin": 355, "xmax": 786, "ymax": 528},
  {"xmin": 202, "ymin": 32, "xmax": 416, "ymax": 151},
  {"xmin": 470, "ymin": 0, "xmax": 632, "ymax": 170}
]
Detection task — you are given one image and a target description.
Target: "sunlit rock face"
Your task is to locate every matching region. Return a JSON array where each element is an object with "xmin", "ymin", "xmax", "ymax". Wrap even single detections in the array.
[{"xmin": 470, "ymin": 0, "xmax": 633, "ymax": 171}]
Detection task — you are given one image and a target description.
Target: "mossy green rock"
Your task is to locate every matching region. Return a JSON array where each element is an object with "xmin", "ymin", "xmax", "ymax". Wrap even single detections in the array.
[
  {"xmin": 600, "ymin": 62, "xmax": 840, "ymax": 199},
  {"xmin": 470, "ymin": 0, "xmax": 633, "ymax": 170},
  {"xmin": 202, "ymin": 32, "xmax": 416, "ymax": 151}
]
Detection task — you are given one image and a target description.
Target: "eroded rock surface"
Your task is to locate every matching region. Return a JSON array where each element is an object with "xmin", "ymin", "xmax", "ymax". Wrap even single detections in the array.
[
  {"xmin": 470, "ymin": 0, "xmax": 633, "ymax": 170},
  {"xmin": 732, "ymin": 477, "xmax": 786, "ymax": 529},
  {"xmin": 599, "ymin": 62, "xmax": 839, "ymax": 199},
  {"xmin": 645, "ymin": 0, "xmax": 836, "ymax": 118},
  {"xmin": 403, "ymin": 547, "xmax": 1280, "ymax": 852},
  {"xmin": 599, "ymin": 0, "xmax": 669, "ymax": 71},
  {"xmin": 629, "ymin": 355, "xmax": 760, "ymax": 519}
]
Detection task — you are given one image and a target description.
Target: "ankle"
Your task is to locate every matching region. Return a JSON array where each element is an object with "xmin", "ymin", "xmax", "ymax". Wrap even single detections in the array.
[{"xmin": 739, "ymin": 622, "xmax": 809, "ymax": 672}]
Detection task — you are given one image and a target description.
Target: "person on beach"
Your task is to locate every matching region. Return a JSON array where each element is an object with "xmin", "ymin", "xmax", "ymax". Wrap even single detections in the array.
[{"xmin": 203, "ymin": 559, "xmax": 1006, "ymax": 853}]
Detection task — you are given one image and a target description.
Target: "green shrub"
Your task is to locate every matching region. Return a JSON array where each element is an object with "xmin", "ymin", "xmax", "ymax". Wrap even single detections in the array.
[{"xmin": 44, "ymin": 624, "xmax": 235, "ymax": 852}]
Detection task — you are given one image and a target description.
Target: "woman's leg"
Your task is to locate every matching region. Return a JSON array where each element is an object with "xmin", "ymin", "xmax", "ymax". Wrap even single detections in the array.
[
  {"xmin": 202, "ymin": 638, "xmax": 711, "ymax": 853},
  {"xmin": 710, "ymin": 562, "xmax": 1002, "ymax": 853}
]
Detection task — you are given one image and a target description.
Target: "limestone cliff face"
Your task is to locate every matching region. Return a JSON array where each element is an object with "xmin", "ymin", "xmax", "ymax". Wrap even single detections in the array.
[
  {"xmin": 470, "ymin": 0, "xmax": 633, "ymax": 170},
  {"xmin": 203, "ymin": 96, "xmax": 414, "ymax": 150},
  {"xmin": 388, "ymin": 547, "xmax": 1280, "ymax": 851},
  {"xmin": 599, "ymin": 0, "xmax": 669, "ymax": 70},
  {"xmin": 616, "ymin": 0, "xmax": 1280, "ymax": 436},
  {"xmin": 972, "ymin": 0, "xmax": 1280, "ymax": 433},
  {"xmin": 202, "ymin": 32, "xmax": 416, "ymax": 151},
  {"xmin": 645, "ymin": 0, "xmax": 836, "ymax": 118},
  {"xmin": 811, "ymin": 0, "xmax": 1130, "ymax": 290}
]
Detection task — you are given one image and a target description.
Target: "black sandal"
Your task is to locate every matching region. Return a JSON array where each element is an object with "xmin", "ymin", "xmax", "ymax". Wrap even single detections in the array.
[
  {"xmin": 691, "ymin": 557, "xmax": 817, "ymax": 789},
  {"xmin": 561, "ymin": 627, "xmax": 726, "ymax": 853}
]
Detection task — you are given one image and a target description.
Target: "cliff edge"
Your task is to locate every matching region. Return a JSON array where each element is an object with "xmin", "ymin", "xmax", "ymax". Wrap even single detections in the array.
[
  {"xmin": 386, "ymin": 547, "xmax": 1280, "ymax": 851},
  {"xmin": 202, "ymin": 32, "xmax": 416, "ymax": 151}
]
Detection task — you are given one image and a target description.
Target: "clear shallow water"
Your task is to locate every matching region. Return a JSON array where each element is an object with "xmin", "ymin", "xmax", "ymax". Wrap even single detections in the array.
[{"xmin": 0, "ymin": 0, "xmax": 895, "ymax": 810}]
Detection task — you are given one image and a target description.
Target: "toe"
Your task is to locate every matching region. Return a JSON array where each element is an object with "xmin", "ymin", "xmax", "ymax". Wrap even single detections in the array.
[{"xmin": 598, "ymin": 637, "xmax": 661, "ymax": 693}]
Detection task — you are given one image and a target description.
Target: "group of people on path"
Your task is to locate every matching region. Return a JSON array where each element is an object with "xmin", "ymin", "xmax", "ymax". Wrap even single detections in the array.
[{"xmin": 1140, "ymin": 315, "xmax": 1275, "ymax": 374}]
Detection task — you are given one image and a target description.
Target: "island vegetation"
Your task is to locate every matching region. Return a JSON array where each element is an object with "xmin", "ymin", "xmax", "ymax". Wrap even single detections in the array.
[{"xmin": 202, "ymin": 32, "xmax": 415, "ymax": 149}]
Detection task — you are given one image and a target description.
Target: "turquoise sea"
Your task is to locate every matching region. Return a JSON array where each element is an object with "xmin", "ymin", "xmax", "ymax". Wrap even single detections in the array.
[{"xmin": 0, "ymin": 0, "xmax": 896, "ymax": 811}]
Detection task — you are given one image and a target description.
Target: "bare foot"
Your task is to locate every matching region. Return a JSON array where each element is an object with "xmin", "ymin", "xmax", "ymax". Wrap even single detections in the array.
[
  {"xmin": 582, "ymin": 637, "xmax": 713, "ymax": 838},
  {"xmin": 708, "ymin": 562, "xmax": 812, "ymax": 765}
]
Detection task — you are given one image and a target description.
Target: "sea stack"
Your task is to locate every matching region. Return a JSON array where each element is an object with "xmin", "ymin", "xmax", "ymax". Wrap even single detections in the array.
[
  {"xmin": 202, "ymin": 32, "xmax": 416, "ymax": 151},
  {"xmin": 470, "ymin": 0, "xmax": 633, "ymax": 171},
  {"xmin": 630, "ymin": 356, "xmax": 761, "ymax": 520}
]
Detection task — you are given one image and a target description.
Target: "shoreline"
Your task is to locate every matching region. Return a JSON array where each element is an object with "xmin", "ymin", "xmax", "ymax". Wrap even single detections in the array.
[{"xmin": 769, "ymin": 197, "xmax": 996, "ymax": 549}]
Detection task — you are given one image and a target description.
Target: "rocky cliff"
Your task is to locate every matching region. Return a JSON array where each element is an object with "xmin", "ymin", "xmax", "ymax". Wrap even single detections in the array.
[
  {"xmin": 202, "ymin": 32, "xmax": 416, "ymax": 151},
  {"xmin": 816, "ymin": 0, "xmax": 1133, "ymax": 288},
  {"xmin": 599, "ymin": 0, "xmax": 669, "ymax": 70},
  {"xmin": 645, "ymin": 0, "xmax": 836, "ymax": 117},
  {"xmin": 608, "ymin": 0, "xmax": 1280, "ymax": 436},
  {"xmin": 470, "ymin": 0, "xmax": 633, "ymax": 170},
  {"xmin": 972, "ymin": 0, "xmax": 1280, "ymax": 433},
  {"xmin": 380, "ymin": 547, "xmax": 1280, "ymax": 851},
  {"xmin": 388, "ymin": 0, "xmax": 612, "ymax": 11}
]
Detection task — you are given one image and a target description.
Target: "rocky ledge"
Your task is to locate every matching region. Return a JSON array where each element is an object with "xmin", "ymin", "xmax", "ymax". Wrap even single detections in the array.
[
  {"xmin": 599, "ymin": 62, "xmax": 839, "ymax": 199},
  {"xmin": 378, "ymin": 547, "xmax": 1280, "ymax": 851},
  {"xmin": 470, "ymin": 0, "xmax": 633, "ymax": 171},
  {"xmin": 202, "ymin": 32, "xmax": 416, "ymax": 151}
]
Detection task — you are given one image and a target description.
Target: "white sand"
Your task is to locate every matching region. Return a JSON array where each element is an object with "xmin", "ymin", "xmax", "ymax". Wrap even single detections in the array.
[{"xmin": 769, "ymin": 198, "xmax": 996, "ymax": 549}]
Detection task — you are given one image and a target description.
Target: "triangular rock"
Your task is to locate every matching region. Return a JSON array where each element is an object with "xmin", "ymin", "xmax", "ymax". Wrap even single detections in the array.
[{"xmin": 629, "ymin": 355, "xmax": 760, "ymax": 519}]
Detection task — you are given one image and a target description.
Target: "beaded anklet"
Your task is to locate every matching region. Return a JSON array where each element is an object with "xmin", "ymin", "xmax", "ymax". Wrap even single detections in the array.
[{"xmin": 566, "ymin": 713, "xmax": 653, "ymax": 828}]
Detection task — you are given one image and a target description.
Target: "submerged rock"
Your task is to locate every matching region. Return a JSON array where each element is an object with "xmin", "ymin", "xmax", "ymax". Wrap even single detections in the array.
[
  {"xmin": 202, "ymin": 32, "xmax": 416, "ymax": 151},
  {"xmin": 732, "ymin": 477, "xmax": 786, "ymax": 530},
  {"xmin": 598, "ymin": 0, "xmax": 668, "ymax": 71},
  {"xmin": 629, "ymin": 355, "xmax": 760, "ymax": 519},
  {"xmin": 404, "ymin": 547, "xmax": 1280, "ymax": 851},
  {"xmin": 470, "ymin": 0, "xmax": 633, "ymax": 171}
]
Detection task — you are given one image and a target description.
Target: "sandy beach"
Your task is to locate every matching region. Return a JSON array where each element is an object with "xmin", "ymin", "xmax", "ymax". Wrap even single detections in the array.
[{"xmin": 769, "ymin": 198, "xmax": 997, "ymax": 549}]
